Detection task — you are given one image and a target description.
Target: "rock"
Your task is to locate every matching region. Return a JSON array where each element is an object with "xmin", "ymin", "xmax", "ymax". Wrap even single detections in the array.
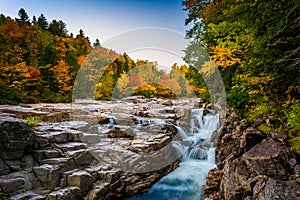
[
  {"xmin": 55, "ymin": 142, "xmax": 87, "ymax": 152},
  {"xmin": 220, "ymin": 159, "xmax": 250, "ymax": 200},
  {"xmin": 86, "ymin": 181, "xmax": 110, "ymax": 200},
  {"xmin": 19, "ymin": 103, "xmax": 32, "ymax": 108},
  {"xmin": 294, "ymin": 164, "xmax": 300, "ymax": 177},
  {"xmin": 32, "ymin": 149, "xmax": 62, "ymax": 164},
  {"xmin": 216, "ymin": 130, "xmax": 242, "ymax": 168},
  {"xmin": 97, "ymin": 115, "xmax": 111, "ymax": 124},
  {"xmin": 254, "ymin": 178, "xmax": 300, "ymax": 200},
  {"xmin": 216, "ymin": 127, "xmax": 266, "ymax": 168},
  {"xmin": 66, "ymin": 149, "xmax": 95, "ymax": 166},
  {"xmin": 241, "ymin": 127, "xmax": 266, "ymax": 152},
  {"xmin": 0, "ymin": 171, "xmax": 38, "ymax": 192},
  {"xmin": 0, "ymin": 157, "xmax": 9, "ymax": 175},
  {"xmin": 0, "ymin": 177, "xmax": 25, "ymax": 193},
  {"xmin": 105, "ymin": 126, "xmax": 135, "ymax": 138},
  {"xmin": 242, "ymin": 139, "xmax": 293, "ymax": 177},
  {"xmin": 203, "ymin": 109, "xmax": 209, "ymax": 116},
  {"xmin": 270, "ymin": 131, "xmax": 288, "ymax": 143},
  {"xmin": 67, "ymin": 170, "xmax": 93, "ymax": 194},
  {"xmin": 97, "ymin": 170, "xmax": 122, "ymax": 184},
  {"xmin": 6, "ymin": 160, "xmax": 22, "ymax": 171},
  {"xmin": 160, "ymin": 99, "xmax": 173, "ymax": 106},
  {"xmin": 33, "ymin": 164, "xmax": 60, "ymax": 190},
  {"xmin": 202, "ymin": 168, "xmax": 223, "ymax": 199},
  {"xmin": 10, "ymin": 191, "xmax": 45, "ymax": 200},
  {"xmin": 0, "ymin": 115, "xmax": 32, "ymax": 160},
  {"xmin": 23, "ymin": 155, "xmax": 39, "ymax": 171},
  {"xmin": 49, "ymin": 131, "xmax": 68, "ymax": 143},
  {"xmin": 47, "ymin": 187, "xmax": 82, "ymax": 200}
]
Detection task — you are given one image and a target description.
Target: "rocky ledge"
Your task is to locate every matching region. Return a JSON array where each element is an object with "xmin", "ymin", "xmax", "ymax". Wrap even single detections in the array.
[
  {"xmin": 203, "ymin": 112, "xmax": 300, "ymax": 200},
  {"xmin": 0, "ymin": 97, "xmax": 205, "ymax": 200}
]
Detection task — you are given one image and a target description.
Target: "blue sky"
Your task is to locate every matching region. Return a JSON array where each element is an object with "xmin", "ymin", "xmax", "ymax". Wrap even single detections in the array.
[
  {"xmin": 0, "ymin": 0, "xmax": 190, "ymax": 67},
  {"xmin": 0, "ymin": 0, "xmax": 189, "ymax": 43}
]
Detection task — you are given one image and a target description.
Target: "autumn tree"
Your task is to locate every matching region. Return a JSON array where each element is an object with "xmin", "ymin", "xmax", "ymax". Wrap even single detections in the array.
[
  {"xmin": 0, "ymin": 10, "xmax": 96, "ymax": 103},
  {"xmin": 183, "ymin": 0, "xmax": 300, "ymax": 113}
]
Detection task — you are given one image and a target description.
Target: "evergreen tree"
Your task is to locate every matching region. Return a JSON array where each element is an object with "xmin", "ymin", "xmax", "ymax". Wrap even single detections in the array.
[
  {"xmin": 93, "ymin": 38, "xmax": 101, "ymax": 47},
  {"xmin": 37, "ymin": 14, "xmax": 48, "ymax": 30},
  {"xmin": 77, "ymin": 29, "xmax": 85, "ymax": 38},
  {"xmin": 32, "ymin": 15, "xmax": 37, "ymax": 25},
  {"xmin": 48, "ymin": 20, "xmax": 67, "ymax": 37},
  {"xmin": 16, "ymin": 8, "xmax": 29, "ymax": 25}
]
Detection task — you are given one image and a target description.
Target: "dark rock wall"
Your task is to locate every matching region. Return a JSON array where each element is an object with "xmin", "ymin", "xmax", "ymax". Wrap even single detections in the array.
[{"xmin": 203, "ymin": 112, "xmax": 300, "ymax": 200}]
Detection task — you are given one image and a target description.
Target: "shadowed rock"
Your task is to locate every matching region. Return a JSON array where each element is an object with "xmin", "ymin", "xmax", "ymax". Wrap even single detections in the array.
[{"xmin": 242, "ymin": 139, "xmax": 293, "ymax": 177}]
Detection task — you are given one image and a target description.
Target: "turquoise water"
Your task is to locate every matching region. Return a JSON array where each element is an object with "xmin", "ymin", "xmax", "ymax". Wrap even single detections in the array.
[
  {"xmin": 127, "ymin": 109, "xmax": 219, "ymax": 200},
  {"xmin": 129, "ymin": 160, "xmax": 215, "ymax": 200}
]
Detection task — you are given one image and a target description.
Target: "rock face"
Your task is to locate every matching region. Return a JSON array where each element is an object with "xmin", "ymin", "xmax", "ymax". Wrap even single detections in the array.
[
  {"xmin": 0, "ymin": 114, "xmax": 33, "ymax": 160},
  {"xmin": 0, "ymin": 98, "xmax": 189, "ymax": 199},
  {"xmin": 242, "ymin": 139, "xmax": 293, "ymax": 177},
  {"xmin": 203, "ymin": 112, "xmax": 300, "ymax": 200}
]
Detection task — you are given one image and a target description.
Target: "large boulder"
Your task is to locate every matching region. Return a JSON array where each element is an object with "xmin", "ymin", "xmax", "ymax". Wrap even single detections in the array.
[
  {"xmin": 47, "ymin": 186, "xmax": 82, "ymax": 200},
  {"xmin": 216, "ymin": 126, "xmax": 266, "ymax": 168},
  {"xmin": 242, "ymin": 139, "xmax": 293, "ymax": 177},
  {"xmin": 0, "ymin": 115, "xmax": 33, "ymax": 160},
  {"xmin": 220, "ymin": 159, "xmax": 251, "ymax": 200},
  {"xmin": 67, "ymin": 170, "xmax": 93, "ymax": 194},
  {"xmin": 202, "ymin": 168, "xmax": 223, "ymax": 200},
  {"xmin": 33, "ymin": 164, "xmax": 60, "ymax": 190},
  {"xmin": 254, "ymin": 178, "xmax": 300, "ymax": 199}
]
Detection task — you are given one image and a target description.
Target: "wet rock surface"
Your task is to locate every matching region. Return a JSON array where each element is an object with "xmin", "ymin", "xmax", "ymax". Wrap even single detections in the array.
[
  {"xmin": 203, "ymin": 112, "xmax": 300, "ymax": 200},
  {"xmin": 0, "ymin": 97, "xmax": 203, "ymax": 199}
]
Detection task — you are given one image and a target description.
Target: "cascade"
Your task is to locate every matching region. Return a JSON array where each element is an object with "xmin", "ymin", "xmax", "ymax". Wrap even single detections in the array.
[{"xmin": 128, "ymin": 108, "xmax": 220, "ymax": 200}]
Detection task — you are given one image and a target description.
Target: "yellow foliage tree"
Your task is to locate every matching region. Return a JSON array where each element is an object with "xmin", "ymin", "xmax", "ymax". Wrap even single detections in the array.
[
  {"xmin": 50, "ymin": 60, "xmax": 73, "ymax": 93},
  {"xmin": 0, "ymin": 62, "xmax": 30, "ymax": 90},
  {"xmin": 210, "ymin": 46, "xmax": 241, "ymax": 70}
]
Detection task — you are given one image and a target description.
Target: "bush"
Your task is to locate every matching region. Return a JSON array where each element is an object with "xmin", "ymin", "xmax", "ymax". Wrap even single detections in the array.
[
  {"xmin": 26, "ymin": 116, "xmax": 39, "ymax": 131},
  {"xmin": 285, "ymin": 104, "xmax": 300, "ymax": 129},
  {"xmin": 227, "ymin": 87, "xmax": 250, "ymax": 114}
]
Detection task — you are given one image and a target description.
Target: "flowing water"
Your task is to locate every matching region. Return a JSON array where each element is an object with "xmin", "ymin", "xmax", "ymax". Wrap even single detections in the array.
[{"xmin": 128, "ymin": 108, "xmax": 220, "ymax": 200}]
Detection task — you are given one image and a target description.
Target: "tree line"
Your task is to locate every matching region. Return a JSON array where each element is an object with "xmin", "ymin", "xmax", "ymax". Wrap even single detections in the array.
[
  {"xmin": 0, "ymin": 8, "xmax": 212, "ymax": 104},
  {"xmin": 0, "ymin": 8, "xmax": 100, "ymax": 103}
]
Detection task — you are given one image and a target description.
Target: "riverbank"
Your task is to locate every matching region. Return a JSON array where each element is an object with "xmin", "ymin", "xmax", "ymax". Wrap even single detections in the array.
[
  {"xmin": 202, "ymin": 111, "xmax": 300, "ymax": 199},
  {"xmin": 0, "ymin": 97, "xmax": 211, "ymax": 199}
]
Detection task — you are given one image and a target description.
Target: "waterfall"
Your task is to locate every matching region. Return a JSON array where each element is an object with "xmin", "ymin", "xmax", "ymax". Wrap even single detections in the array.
[
  {"xmin": 207, "ymin": 147, "xmax": 216, "ymax": 164},
  {"xmin": 175, "ymin": 125, "xmax": 189, "ymax": 140},
  {"xmin": 128, "ymin": 108, "xmax": 219, "ymax": 200}
]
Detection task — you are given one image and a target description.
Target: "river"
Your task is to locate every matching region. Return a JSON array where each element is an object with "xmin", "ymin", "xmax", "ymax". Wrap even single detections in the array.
[{"xmin": 128, "ymin": 108, "xmax": 219, "ymax": 200}]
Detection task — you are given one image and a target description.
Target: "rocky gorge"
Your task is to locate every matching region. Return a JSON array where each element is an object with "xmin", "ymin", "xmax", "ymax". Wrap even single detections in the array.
[
  {"xmin": 1, "ymin": 96, "xmax": 299, "ymax": 200},
  {"xmin": 0, "ymin": 97, "xmax": 208, "ymax": 199}
]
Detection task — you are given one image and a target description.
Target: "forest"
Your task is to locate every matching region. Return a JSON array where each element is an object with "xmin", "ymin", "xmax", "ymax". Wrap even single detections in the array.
[
  {"xmin": 0, "ymin": 1, "xmax": 300, "ymax": 152},
  {"xmin": 183, "ymin": 0, "xmax": 300, "ymax": 152},
  {"xmin": 0, "ymin": 8, "xmax": 209, "ymax": 104}
]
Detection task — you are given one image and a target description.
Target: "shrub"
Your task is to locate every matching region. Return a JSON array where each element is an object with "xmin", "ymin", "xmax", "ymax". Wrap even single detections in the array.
[
  {"xmin": 26, "ymin": 116, "xmax": 39, "ymax": 131},
  {"xmin": 285, "ymin": 104, "xmax": 300, "ymax": 129}
]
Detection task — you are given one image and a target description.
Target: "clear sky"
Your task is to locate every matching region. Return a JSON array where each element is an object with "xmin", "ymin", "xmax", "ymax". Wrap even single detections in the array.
[
  {"xmin": 0, "ymin": 0, "xmax": 189, "ymax": 43},
  {"xmin": 0, "ymin": 0, "xmax": 191, "ymax": 67}
]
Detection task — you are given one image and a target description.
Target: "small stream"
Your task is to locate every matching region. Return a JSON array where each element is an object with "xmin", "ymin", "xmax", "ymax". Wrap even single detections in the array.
[{"xmin": 128, "ymin": 108, "xmax": 220, "ymax": 200}]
